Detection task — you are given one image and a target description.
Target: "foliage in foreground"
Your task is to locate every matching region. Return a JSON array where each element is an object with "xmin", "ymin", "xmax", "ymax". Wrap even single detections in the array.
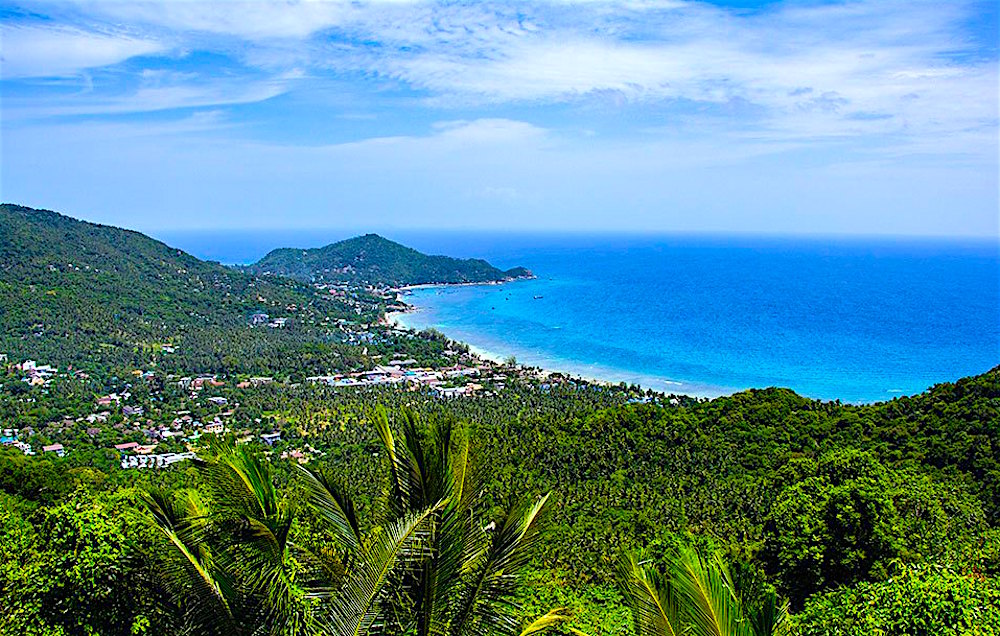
[
  {"xmin": 620, "ymin": 544, "xmax": 788, "ymax": 636},
  {"xmin": 789, "ymin": 564, "xmax": 1000, "ymax": 636},
  {"xmin": 0, "ymin": 488, "xmax": 168, "ymax": 636},
  {"xmin": 142, "ymin": 410, "xmax": 561, "ymax": 636},
  {"xmin": 2, "ymin": 368, "xmax": 999, "ymax": 635}
]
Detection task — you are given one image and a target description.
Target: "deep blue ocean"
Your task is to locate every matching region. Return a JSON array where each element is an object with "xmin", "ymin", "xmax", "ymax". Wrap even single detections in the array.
[{"xmin": 155, "ymin": 229, "xmax": 1000, "ymax": 403}]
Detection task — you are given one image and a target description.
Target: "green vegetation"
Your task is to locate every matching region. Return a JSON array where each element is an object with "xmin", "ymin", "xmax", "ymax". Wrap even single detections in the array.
[
  {"xmin": 790, "ymin": 565, "xmax": 1000, "ymax": 636},
  {"xmin": 4, "ymin": 370, "xmax": 998, "ymax": 635},
  {"xmin": 248, "ymin": 233, "xmax": 532, "ymax": 286},
  {"xmin": 0, "ymin": 204, "xmax": 457, "ymax": 376},
  {"xmin": 136, "ymin": 410, "xmax": 560, "ymax": 635},
  {"xmin": 620, "ymin": 543, "xmax": 788, "ymax": 636},
  {"xmin": 1, "ymin": 204, "xmax": 997, "ymax": 635}
]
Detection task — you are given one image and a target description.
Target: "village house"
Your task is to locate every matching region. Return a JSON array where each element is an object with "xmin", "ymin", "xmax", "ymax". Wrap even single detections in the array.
[
  {"xmin": 121, "ymin": 452, "xmax": 196, "ymax": 470},
  {"xmin": 191, "ymin": 376, "xmax": 224, "ymax": 390},
  {"xmin": 42, "ymin": 443, "xmax": 65, "ymax": 457},
  {"xmin": 281, "ymin": 449, "xmax": 309, "ymax": 464},
  {"xmin": 97, "ymin": 394, "xmax": 122, "ymax": 407}
]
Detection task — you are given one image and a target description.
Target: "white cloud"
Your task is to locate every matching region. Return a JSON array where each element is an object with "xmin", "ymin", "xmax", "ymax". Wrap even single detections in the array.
[
  {"xmin": 5, "ymin": 0, "xmax": 994, "ymax": 145},
  {"xmin": 341, "ymin": 1, "xmax": 996, "ymax": 146},
  {"xmin": 58, "ymin": 0, "xmax": 357, "ymax": 40},
  {"xmin": 2, "ymin": 75, "xmax": 292, "ymax": 120},
  {"xmin": 0, "ymin": 0, "xmax": 995, "ymax": 237},
  {"xmin": 0, "ymin": 24, "xmax": 163, "ymax": 78},
  {"xmin": 430, "ymin": 119, "xmax": 547, "ymax": 144}
]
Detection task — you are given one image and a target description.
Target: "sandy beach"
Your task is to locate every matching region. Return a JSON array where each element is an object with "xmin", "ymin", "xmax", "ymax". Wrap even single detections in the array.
[{"xmin": 385, "ymin": 300, "xmax": 718, "ymax": 397}]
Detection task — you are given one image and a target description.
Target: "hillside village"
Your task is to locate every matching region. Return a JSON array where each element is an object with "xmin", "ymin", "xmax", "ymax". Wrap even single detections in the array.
[
  {"xmin": 0, "ymin": 336, "xmax": 588, "ymax": 468},
  {"xmin": 0, "ymin": 206, "xmax": 652, "ymax": 480}
]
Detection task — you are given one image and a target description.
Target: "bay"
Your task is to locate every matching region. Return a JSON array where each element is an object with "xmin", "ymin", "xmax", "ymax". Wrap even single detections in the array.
[{"xmin": 156, "ymin": 229, "xmax": 1000, "ymax": 403}]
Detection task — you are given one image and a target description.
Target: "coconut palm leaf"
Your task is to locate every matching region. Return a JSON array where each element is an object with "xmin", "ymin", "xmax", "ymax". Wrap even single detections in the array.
[
  {"xmin": 145, "ymin": 443, "xmax": 322, "ymax": 636},
  {"xmin": 669, "ymin": 548, "xmax": 750, "ymax": 636},
  {"xmin": 373, "ymin": 407, "xmax": 423, "ymax": 518},
  {"xmin": 728, "ymin": 562, "xmax": 789, "ymax": 636},
  {"xmin": 447, "ymin": 493, "xmax": 552, "ymax": 636},
  {"xmin": 744, "ymin": 589, "xmax": 788, "ymax": 636},
  {"xmin": 319, "ymin": 500, "xmax": 439, "ymax": 636},
  {"xmin": 618, "ymin": 553, "xmax": 682, "ymax": 636},
  {"xmin": 299, "ymin": 465, "xmax": 362, "ymax": 553},
  {"xmin": 198, "ymin": 447, "xmax": 320, "ymax": 636},
  {"xmin": 620, "ymin": 544, "xmax": 789, "ymax": 636},
  {"xmin": 518, "ymin": 608, "xmax": 572, "ymax": 636},
  {"xmin": 141, "ymin": 488, "xmax": 240, "ymax": 636}
]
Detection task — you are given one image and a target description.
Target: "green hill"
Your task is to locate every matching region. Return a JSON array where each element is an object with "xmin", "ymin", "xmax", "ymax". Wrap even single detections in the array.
[
  {"xmin": 248, "ymin": 233, "xmax": 533, "ymax": 286},
  {"xmin": 0, "ymin": 204, "xmax": 380, "ymax": 375}
]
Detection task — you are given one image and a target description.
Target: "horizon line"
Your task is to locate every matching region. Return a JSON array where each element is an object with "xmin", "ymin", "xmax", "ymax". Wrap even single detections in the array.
[{"xmin": 5, "ymin": 201, "xmax": 998, "ymax": 244}]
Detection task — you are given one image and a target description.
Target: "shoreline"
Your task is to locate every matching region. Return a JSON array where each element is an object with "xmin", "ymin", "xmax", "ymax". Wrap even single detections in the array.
[
  {"xmin": 384, "ymin": 298, "xmax": 730, "ymax": 399},
  {"xmin": 381, "ymin": 276, "xmax": 933, "ymax": 405},
  {"xmin": 389, "ymin": 273, "xmax": 537, "ymax": 297}
]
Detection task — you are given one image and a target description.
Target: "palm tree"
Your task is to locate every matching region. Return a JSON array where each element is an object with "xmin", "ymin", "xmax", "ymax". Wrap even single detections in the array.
[
  {"xmin": 619, "ymin": 543, "xmax": 788, "ymax": 636},
  {"xmin": 142, "ymin": 487, "xmax": 240, "ymax": 635},
  {"xmin": 142, "ymin": 442, "xmax": 322, "ymax": 635},
  {"xmin": 145, "ymin": 438, "xmax": 438, "ymax": 636},
  {"xmin": 146, "ymin": 412, "xmax": 562, "ymax": 636},
  {"xmin": 302, "ymin": 407, "xmax": 563, "ymax": 636}
]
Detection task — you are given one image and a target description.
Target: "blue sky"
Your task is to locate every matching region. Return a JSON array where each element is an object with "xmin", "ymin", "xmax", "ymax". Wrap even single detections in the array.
[{"xmin": 1, "ymin": 0, "xmax": 997, "ymax": 236}]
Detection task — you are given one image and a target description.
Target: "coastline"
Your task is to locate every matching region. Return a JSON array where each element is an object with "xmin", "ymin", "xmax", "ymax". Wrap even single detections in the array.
[
  {"xmin": 381, "ymin": 274, "xmax": 535, "ymax": 324},
  {"xmin": 385, "ymin": 296, "xmax": 730, "ymax": 399},
  {"xmin": 389, "ymin": 273, "xmax": 536, "ymax": 296}
]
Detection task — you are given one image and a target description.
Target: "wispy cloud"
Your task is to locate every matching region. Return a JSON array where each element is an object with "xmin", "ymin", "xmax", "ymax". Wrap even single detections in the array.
[
  {"xmin": 0, "ymin": 24, "xmax": 163, "ymax": 78},
  {"xmin": 1, "ymin": 0, "xmax": 995, "ymax": 235},
  {"xmin": 5, "ymin": 0, "xmax": 994, "ymax": 143}
]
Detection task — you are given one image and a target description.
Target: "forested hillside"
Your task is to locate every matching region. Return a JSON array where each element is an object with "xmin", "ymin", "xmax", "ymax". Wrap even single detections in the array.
[
  {"xmin": 249, "ymin": 232, "xmax": 532, "ymax": 285},
  {"xmin": 219, "ymin": 369, "xmax": 1000, "ymax": 585},
  {"xmin": 0, "ymin": 205, "xmax": 447, "ymax": 376},
  {"xmin": 3, "ymin": 367, "xmax": 997, "ymax": 635},
  {"xmin": 1, "ymin": 204, "xmax": 998, "ymax": 636}
]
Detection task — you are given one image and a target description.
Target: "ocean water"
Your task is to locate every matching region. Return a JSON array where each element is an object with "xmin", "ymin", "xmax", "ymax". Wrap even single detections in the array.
[{"xmin": 156, "ymin": 229, "xmax": 1000, "ymax": 403}]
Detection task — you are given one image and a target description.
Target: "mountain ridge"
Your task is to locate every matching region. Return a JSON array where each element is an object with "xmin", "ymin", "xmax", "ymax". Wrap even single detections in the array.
[
  {"xmin": 247, "ymin": 232, "xmax": 533, "ymax": 286},
  {"xmin": 0, "ymin": 203, "xmax": 377, "ymax": 374}
]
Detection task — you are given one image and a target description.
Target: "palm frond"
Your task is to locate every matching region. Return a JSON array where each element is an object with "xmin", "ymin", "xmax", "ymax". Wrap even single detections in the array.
[
  {"xmin": 327, "ymin": 501, "xmax": 442, "ymax": 636},
  {"xmin": 140, "ymin": 488, "xmax": 239, "ymax": 636},
  {"xmin": 669, "ymin": 547, "xmax": 750, "ymax": 636},
  {"xmin": 617, "ymin": 552, "xmax": 682, "ymax": 636},
  {"xmin": 299, "ymin": 464, "xmax": 362, "ymax": 552},
  {"xmin": 446, "ymin": 421, "xmax": 478, "ymax": 511},
  {"xmin": 448, "ymin": 493, "xmax": 552, "ymax": 636},
  {"xmin": 518, "ymin": 608, "xmax": 571, "ymax": 636},
  {"xmin": 400, "ymin": 407, "xmax": 432, "ymax": 509},
  {"xmin": 373, "ymin": 407, "xmax": 418, "ymax": 518},
  {"xmin": 746, "ymin": 590, "xmax": 788, "ymax": 636},
  {"xmin": 728, "ymin": 561, "xmax": 788, "ymax": 636}
]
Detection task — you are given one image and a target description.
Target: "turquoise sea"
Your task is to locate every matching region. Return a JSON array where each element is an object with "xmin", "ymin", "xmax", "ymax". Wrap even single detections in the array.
[{"xmin": 157, "ymin": 230, "xmax": 1000, "ymax": 403}]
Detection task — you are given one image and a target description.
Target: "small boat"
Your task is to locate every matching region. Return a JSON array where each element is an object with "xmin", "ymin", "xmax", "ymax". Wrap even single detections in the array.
[{"xmin": 533, "ymin": 295, "xmax": 543, "ymax": 299}]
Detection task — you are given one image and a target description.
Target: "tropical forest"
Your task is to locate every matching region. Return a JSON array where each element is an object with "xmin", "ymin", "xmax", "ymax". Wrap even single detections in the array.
[{"xmin": 0, "ymin": 205, "xmax": 997, "ymax": 635}]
